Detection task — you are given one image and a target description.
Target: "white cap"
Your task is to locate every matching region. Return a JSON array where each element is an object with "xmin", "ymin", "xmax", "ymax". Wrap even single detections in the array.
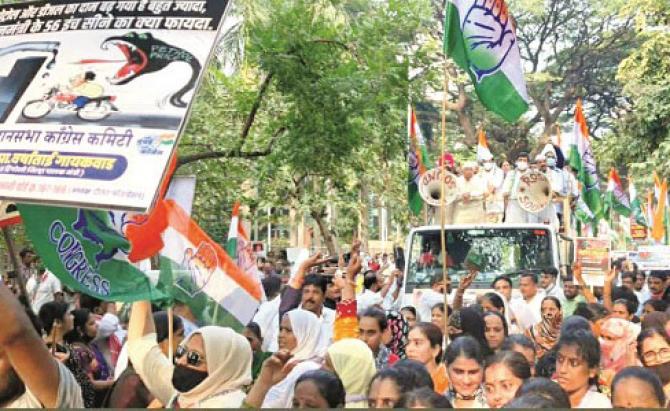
[
  {"xmin": 463, "ymin": 160, "xmax": 478, "ymax": 169},
  {"xmin": 540, "ymin": 143, "xmax": 556, "ymax": 158},
  {"xmin": 535, "ymin": 154, "xmax": 546, "ymax": 162}
]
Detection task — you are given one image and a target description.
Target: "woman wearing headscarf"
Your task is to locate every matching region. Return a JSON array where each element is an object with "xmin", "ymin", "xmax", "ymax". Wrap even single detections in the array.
[
  {"xmin": 599, "ymin": 317, "xmax": 640, "ymax": 388},
  {"xmin": 525, "ymin": 296, "xmax": 562, "ymax": 358},
  {"xmin": 449, "ymin": 307, "xmax": 492, "ymax": 356},
  {"xmin": 385, "ymin": 310, "xmax": 408, "ymax": 359},
  {"xmin": 325, "ymin": 338, "xmax": 377, "ymax": 408},
  {"xmin": 245, "ymin": 309, "xmax": 323, "ymax": 408},
  {"xmin": 127, "ymin": 301, "xmax": 252, "ymax": 407}
]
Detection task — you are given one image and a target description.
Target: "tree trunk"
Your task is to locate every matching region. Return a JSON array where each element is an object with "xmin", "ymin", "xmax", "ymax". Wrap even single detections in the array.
[{"xmin": 311, "ymin": 209, "xmax": 337, "ymax": 255}]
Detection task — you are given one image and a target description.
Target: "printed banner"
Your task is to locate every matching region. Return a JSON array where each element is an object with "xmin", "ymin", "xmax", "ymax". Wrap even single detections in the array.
[
  {"xmin": 575, "ymin": 237, "xmax": 611, "ymax": 287},
  {"xmin": 0, "ymin": 0, "xmax": 229, "ymax": 211},
  {"xmin": 631, "ymin": 224, "xmax": 648, "ymax": 240}
]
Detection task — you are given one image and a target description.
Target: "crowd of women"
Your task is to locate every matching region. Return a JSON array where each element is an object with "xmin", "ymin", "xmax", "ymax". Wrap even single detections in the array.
[{"xmin": 3, "ymin": 244, "xmax": 670, "ymax": 409}]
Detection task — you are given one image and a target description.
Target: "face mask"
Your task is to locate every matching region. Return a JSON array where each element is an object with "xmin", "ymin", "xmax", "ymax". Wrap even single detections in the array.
[
  {"xmin": 172, "ymin": 364, "xmax": 209, "ymax": 393},
  {"xmin": 649, "ymin": 362, "xmax": 670, "ymax": 385},
  {"xmin": 483, "ymin": 162, "xmax": 493, "ymax": 171},
  {"xmin": 546, "ymin": 158, "xmax": 557, "ymax": 167},
  {"xmin": 516, "ymin": 162, "xmax": 528, "ymax": 171}
]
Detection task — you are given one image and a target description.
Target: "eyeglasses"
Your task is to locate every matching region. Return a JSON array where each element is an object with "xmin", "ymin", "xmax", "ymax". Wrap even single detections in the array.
[
  {"xmin": 175, "ymin": 345, "xmax": 206, "ymax": 366},
  {"xmin": 643, "ymin": 348, "xmax": 670, "ymax": 364}
]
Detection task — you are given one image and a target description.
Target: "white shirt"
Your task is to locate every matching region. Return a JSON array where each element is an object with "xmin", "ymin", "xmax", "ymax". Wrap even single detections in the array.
[
  {"xmin": 9, "ymin": 362, "xmax": 83, "ymax": 408},
  {"xmin": 299, "ymin": 305, "xmax": 335, "ymax": 355},
  {"xmin": 26, "ymin": 271, "xmax": 61, "ymax": 314},
  {"xmin": 253, "ymin": 296, "xmax": 281, "ymax": 352},
  {"xmin": 577, "ymin": 388, "xmax": 612, "ymax": 408},
  {"xmin": 510, "ymin": 290, "xmax": 545, "ymax": 331},
  {"xmin": 357, "ymin": 289, "xmax": 384, "ymax": 313},
  {"xmin": 417, "ymin": 289, "xmax": 454, "ymax": 322}
]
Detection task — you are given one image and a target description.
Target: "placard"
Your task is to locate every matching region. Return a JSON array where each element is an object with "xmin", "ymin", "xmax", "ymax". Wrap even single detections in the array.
[
  {"xmin": 0, "ymin": 0, "xmax": 229, "ymax": 211},
  {"xmin": 631, "ymin": 224, "xmax": 648, "ymax": 240},
  {"xmin": 575, "ymin": 237, "xmax": 611, "ymax": 287}
]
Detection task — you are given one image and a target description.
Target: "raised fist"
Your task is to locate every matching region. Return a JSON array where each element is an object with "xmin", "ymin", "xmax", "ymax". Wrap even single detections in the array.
[{"xmin": 461, "ymin": 0, "xmax": 516, "ymax": 82}]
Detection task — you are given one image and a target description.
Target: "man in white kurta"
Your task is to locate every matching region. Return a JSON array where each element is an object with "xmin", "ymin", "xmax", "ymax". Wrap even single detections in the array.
[
  {"xmin": 542, "ymin": 144, "xmax": 579, "ymax": 229},
  {"xmin": 480, "ymin": 153, "xmax": 505, "ymax": 223},
  {"xmin": 453, "ymin": 161, "xmax": 487, "ymax": 224}
]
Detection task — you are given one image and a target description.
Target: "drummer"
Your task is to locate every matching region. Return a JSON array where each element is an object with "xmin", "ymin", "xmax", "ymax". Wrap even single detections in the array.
[{"xmin": 453, "ymin": 161, "xmax": 487, "ymax": 224}]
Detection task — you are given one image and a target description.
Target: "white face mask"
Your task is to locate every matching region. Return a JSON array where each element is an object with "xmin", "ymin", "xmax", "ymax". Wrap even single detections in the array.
[
  {"xmin": 483, "ymin": 162, "xmax": 494, "ymax": 171},
  {"xmin": 546, "ymin": 158, "xmax": 557, "ymax": 168},
  {"xmin": 516, "ymin": 161, "xmax": 528, "ymax": 171}
]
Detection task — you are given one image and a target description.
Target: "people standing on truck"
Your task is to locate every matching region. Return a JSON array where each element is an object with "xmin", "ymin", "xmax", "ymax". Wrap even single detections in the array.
[
  {"xmin": 453, "ymin": 161, "xmax": 487, "ymax": 224},
  {"xmin": 502, "ymin": 152, "xmax": 534, "ymax": 224}
]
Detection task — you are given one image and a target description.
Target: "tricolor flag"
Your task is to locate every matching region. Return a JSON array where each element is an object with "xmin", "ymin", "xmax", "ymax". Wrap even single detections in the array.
[
  {"xmin": 408, "ymin": 107, "xmax": 430, "ymax": 215},
  {"xmin": 628, "ymin": 176, "xmax": 647, "ymax": 226},
  {"xmin": 604, "ymin": 168, "xmax": 631, "ymax": 217},
  {"xmin": 476, "ymin": 129, "xmax": 492, "ymax": 161},
  {"xmin": 159, "ymin": 200, "xmax": 263, "ymax": 330},
  {"xmin": 651, "ymin": 179, "xmax": 668, "ymax": 243},
  {"xmin": 226, "ymin": 202, "xmax": 264, "ymax": 284},
  {"xmin": 443, "ymin": 0, "xmax": 529, "ymax": 122},
  {"xmin": 569, "ymin": 99, "xmax": 602, "ymax": 222},
  {"xmin": 18, "ymin": 203, "xmax": 169, "ymax": 302}
]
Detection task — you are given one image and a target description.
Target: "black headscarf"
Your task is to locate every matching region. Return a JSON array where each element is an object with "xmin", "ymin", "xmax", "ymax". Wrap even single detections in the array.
[{"xmin": 449, "ymin": 307, "xmax": 491, "ymax": 356}]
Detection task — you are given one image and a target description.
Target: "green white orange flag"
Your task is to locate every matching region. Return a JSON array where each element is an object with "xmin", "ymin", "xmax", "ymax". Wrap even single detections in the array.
[
  {"xmin": 628, "ymin": 176, "xmax": 647, "ymax": 226},
  {"xmin": 476, "ymin": 129, "xmax": 492, "ymax": 161},
  {"xmin": 226, "ymin": 201, "xmax": 264, "ymax": 284},
  {"xmin": 17, "ymin": 203, "xmax": 169, "ymax": 302},
  {"xmin": 604, "ymin": 168, "xmax": 631, "ymax": 217},
  {"xmin": 408, "ymin": 107, "xmax": 430, "ymax": 215},
  {"xmin": 651, "ymin": 180, "xmax": 668, "ymax": 243},
  {"xmin": 158, "ymin": 200, "xmax": 263, "ymax": 330},
  {"xmin": 225, "ymin": 202, "xmax": 241, "ymax": 258},
  {"xmin": 443, "ymin": 0, "xmax": 529, "ymax": 122},
  {"xmin": 569, "ymin": 99, "xmax": 602, "ymax": 222}
]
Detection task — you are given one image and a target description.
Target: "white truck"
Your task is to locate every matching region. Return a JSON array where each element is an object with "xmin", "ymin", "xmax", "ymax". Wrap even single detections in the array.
[{"xmin": 400, "ymin": 223, "xmax": 571, "ymax": 309}]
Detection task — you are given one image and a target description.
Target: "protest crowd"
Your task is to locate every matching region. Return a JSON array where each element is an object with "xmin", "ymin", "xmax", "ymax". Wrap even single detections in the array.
[{"xmin": 0, "ymin": 0, "xmax": 667, "ymax": 408}]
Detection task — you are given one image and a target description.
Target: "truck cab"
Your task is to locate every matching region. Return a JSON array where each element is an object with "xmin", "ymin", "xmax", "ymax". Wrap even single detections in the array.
[{"xmin": 401, "ymin": 223, "xmax": 565, "ymax": 310}]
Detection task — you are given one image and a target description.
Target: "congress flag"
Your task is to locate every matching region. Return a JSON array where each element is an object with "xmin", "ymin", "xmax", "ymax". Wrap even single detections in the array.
[
  {"xmin": 443, "ymin": 0, "xmax": 529, "ymax": 122},
  {"xmin": 476, "ymin": 129, "xmax": 492, "ymax": 161},
  {"xmin": 158, "ymin": 200, "xmax": 263, "ymax": 330},
  {"xmin": 569, "ymin": 99, "xmax": 602, "ymax": 222},
  {"xmin": 604, "ymin": 168, "xmax": 631, "ymax": 217},
  {"xmin": 408, "ymin": 107, "xmax": 430, "ymax": 215}
]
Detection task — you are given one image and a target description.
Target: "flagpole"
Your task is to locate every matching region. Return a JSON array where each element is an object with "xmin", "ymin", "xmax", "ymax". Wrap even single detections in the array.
[
  {"xmin": 167, "ymin": 306, "xmax": 174, "ymax": 364},
  {"xmin": 440, "ymin": 62, "xmax": 450, "ymax": 344}
]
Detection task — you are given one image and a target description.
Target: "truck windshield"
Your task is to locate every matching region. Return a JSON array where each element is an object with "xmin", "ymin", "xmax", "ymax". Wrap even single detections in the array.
[{"xmin": 406, "ymin": 228, "xmax": 554, "ymax": 292}]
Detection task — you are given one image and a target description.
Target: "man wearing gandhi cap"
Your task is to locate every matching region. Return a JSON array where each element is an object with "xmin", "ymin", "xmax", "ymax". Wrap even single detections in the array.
[
  {"xmin": 453, "ymin": 160, "xmax": 487, "ymax": 224},
  {"xmin": 480, "ymin": 152, "xmax": 505, "ymax": 223}
]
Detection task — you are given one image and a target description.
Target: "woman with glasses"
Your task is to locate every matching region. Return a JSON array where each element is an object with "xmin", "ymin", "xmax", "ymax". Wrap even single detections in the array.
[
  {"xmin": 638, "ymin": 327, "xmax": 670, "ymax": 398},
  {"xmin": 127, "ymin": 301, "xmax": 253, "ymax": 408},
  {"xmin": 554, "ymin": 329, "xmax": 611, "ymax": 408}
]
